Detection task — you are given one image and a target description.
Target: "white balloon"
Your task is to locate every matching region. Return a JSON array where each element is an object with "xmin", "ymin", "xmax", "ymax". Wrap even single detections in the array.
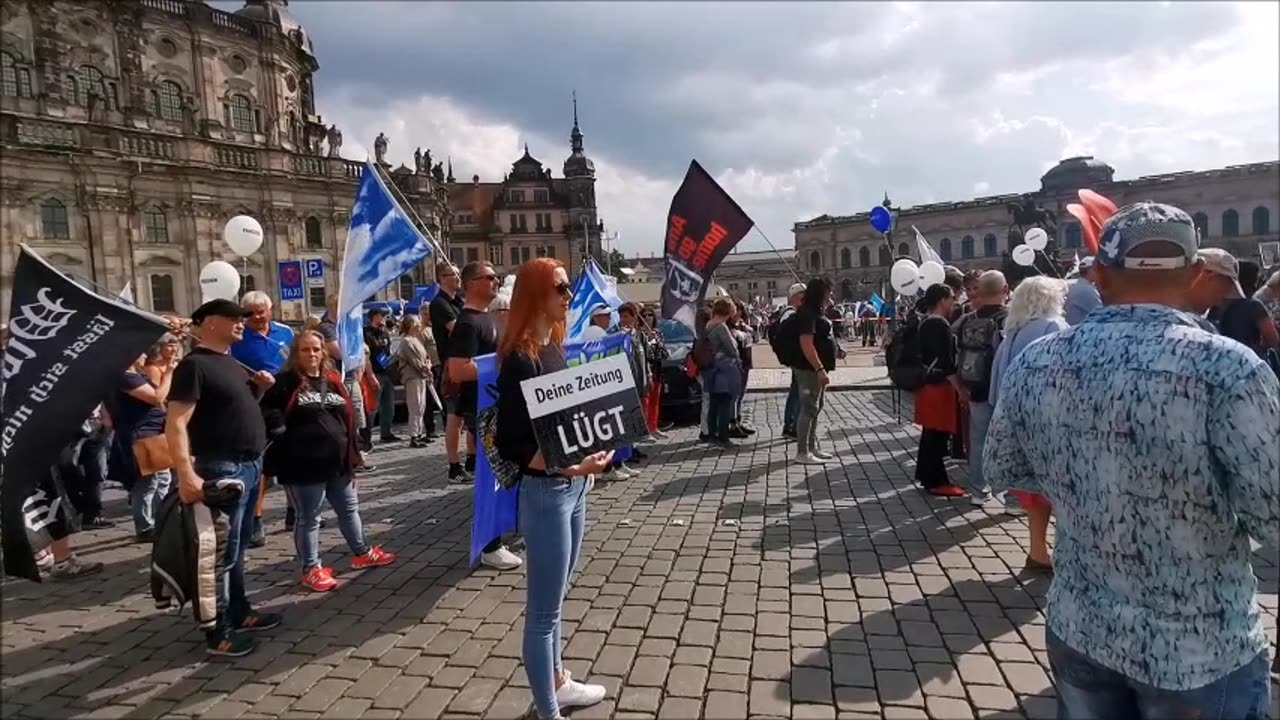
[
  {"xmin": 199, "ymin": 261, "xmax": 241, "ymax": 301},
  {"xmin": 890, "ymin": 258, "xmax": 920, "ymax": 294},
  {"xmin": 918, "ymin": 260, "xmax": 945, "ymax": 288},
  {"xmin": 224, "ymin": 215, "xmax": 264, "ymax": 257},
  {"xmin": 1024, "ymin": 227, "xmax": 1049, "ymax": 252},
  {"xmin": 895, "ymin": 276, "xmax": 919, "ymax": 296},
  {"xmin": 1012, "ymin": 244, "xmax": 1036, "ymax": 267}
]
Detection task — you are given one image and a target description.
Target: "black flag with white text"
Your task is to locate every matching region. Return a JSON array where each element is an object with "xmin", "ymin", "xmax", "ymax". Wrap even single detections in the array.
[{"xmin": 2, "ymin": 245, "xmax": 168, "ymax": 581}]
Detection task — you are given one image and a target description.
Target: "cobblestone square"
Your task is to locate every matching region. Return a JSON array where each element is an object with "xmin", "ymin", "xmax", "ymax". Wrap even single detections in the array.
[{"xmin": 2, "ymin": 392, "xmax": 1276, "ymax": 719}]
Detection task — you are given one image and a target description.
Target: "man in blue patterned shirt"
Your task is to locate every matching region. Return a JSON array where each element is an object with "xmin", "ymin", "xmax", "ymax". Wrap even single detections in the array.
[{"xmin": 985, "ymin": 201, "xmax": 1279, "ymax": 718}]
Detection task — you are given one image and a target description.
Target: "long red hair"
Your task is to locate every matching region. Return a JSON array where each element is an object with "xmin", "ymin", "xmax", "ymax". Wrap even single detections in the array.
[{"xmin": 498, "ymin": 257, "xmax": 566, "ymax": 364}]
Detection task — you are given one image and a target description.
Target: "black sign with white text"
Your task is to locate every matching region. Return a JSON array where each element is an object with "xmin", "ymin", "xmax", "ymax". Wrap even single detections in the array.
[{"xmin": 520, "ymin": 353, "xmax": 647, "ymax": 471}]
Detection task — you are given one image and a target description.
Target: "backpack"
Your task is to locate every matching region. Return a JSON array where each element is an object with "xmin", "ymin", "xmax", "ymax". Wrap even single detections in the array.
[
  {"xmin": 955, "ymin": 312, "xmax": 1004, "ymax": 388},
  {"xmin": 885, "ymin": 313, "xmax": 927, "ymax": 391},
  {"xmin": 767, "ymin": 307, "xmax": 794, "ymax": 358}
]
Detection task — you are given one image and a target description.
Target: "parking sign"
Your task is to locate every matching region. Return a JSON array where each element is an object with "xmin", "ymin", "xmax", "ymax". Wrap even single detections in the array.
[
  {"xmin": 278, "ymin": 261, "xmax": 304, "ymax": 301},
  {"xmin": 304, "ymin": 258, "xmax": 325, "ymax": 286}
]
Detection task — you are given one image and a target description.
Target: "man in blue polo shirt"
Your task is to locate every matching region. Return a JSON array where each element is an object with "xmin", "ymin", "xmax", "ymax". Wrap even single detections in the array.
[{"xmin": 230, "ymin": 291, "xmax": 293, "ymax": 547}]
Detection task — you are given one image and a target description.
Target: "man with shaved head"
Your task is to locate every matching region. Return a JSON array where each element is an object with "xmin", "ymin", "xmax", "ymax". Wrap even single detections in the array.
[{"xmin": 985, "ymin": 202, "xmax": 1279, "ymax": 717}]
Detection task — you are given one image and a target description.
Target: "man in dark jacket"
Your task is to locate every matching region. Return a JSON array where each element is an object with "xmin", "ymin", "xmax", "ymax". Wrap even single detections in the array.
[{"xmin": 363, "ymin": 308, "xmax": 399, "ymax": 443}]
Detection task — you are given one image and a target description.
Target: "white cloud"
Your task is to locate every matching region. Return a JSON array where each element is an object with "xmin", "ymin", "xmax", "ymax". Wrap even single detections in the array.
[{"xmin": 301, "ymin": 1, "xmax": 1278, "ymax": 258}]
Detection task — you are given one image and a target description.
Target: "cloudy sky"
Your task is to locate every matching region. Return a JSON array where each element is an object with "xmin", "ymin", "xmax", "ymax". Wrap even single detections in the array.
[{"xmin": 279, "ymin": 1, "xmax": 1278, "ymax": 257}]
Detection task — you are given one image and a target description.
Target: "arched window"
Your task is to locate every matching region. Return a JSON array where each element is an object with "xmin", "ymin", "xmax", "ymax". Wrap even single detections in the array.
[
  {"xmin": 1064, "ymin": 223, "xmax": 1082, "ymax": 249},
  {"xmin": 878, "ymin": 246, "xmax": 891, "ymax": 266},
  {"xmin": 858, "ymin": 247, "xmax": 870, "ymax": 267},
  {"xmin": 228, "ymin": 94, "xmax": 255, "ymax": 132},
  {"xmin": 149, "ymin": 274, "xmax": 175, "ymax": 313},
  {"xmin": 808, "ymin": 250, "xmax": 821, "ymax": 271},
  {"xmin": 1221, "ymin": 209, "xmax": 1239, "ymax": 238},
  {"xmin": 41, "ymin": 199, "xmax": 70, "ymax": 239},
  {"xmin": 897, "ymin": 242, "xmax": 910, "ymax": 258},
  {"xmin": 961, "ymin": 235, "xmax": 975, "ymax": 259},
  {"xmin": 143, "ymin": 207, "xmax": 168, "ymax": 242},
  {"xmin": 1252, "ymin": 206, "xmax": 1270, "ymax": 235},
  {"xmin": 398, "ymin": 274, "xmax": 414, "ymax": 300},
  {"xmin": 305, "ymin": 217, "xmax": 323, "ymax": 249},
  {"xmin": 154, "ymin": 81, "xmax": 183, "ymax": 121},
  {"xmin": 70, "ymin": 65, "xmax": 113, "ymax": 109},
  {"xmin": 939, "ymin": 238, "xmax": 952, "ymax": 261},
  {"xmin": 983, "ymin": 233, "xmax": 997, "ymax": 257},
  {"xmin": 840, "ymin": 248, "xmax": 851, "ymax": 269},
  {"xmin": 1, "ymin": 51, "xmax": 32, "ymax": 98},
  {"xmin": 1192, "ymin": 212, "xmax": 1210, "ymax": 240}
]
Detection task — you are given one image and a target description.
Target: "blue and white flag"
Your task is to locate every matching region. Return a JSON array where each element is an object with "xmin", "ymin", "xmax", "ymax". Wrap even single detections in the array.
[
  {"xmin": 566, "ymin": 258, "xmax": 623, "ymax": 341},
  {"xmin": 471, "ymin": 331, "xmax": 632, "ymax": 566},
  {"xmin": 868, "ymin": 293, "xmax": 885, "ymax": 313},
  {"xmin": 337, "ymin": 162, "xmax": 434, "ymax": 372}
]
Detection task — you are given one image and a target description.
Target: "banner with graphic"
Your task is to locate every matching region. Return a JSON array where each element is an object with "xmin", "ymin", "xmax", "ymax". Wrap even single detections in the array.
[
  {"xmin": 660, "ymin": 160, "xmax": 754, "ymax": 331},
  {"xmin": 470, "ymin": 332, "xmax": 632, "ymax": 566},
  {"xmin": 2, "ymin": 245, "xmax": 169, "ymax": 581},
  {"xmin": 337, "ymin": 162, "xmax": 434, "ymax": 373}
]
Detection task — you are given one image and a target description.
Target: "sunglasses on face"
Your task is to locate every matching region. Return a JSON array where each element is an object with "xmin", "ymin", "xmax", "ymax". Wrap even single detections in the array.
[
  {"xmin": 554, "ymin": 282, "xmax": 573, "ymax": 298},
  {"xmin": 472, "ymin": 274, "xmax": 498, "ymax": 283}
]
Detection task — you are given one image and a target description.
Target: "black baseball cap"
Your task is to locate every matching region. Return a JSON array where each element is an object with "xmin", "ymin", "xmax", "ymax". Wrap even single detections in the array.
[
  {"xmin": 192, "ymin": 298, "xmax": 252, "ymax": 325},
  {"xmin": 368, "ymin": 306, "xmax": 390, "ymax": 317}
]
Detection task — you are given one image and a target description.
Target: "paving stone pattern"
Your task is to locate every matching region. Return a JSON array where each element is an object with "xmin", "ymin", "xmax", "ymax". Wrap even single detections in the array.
[{"xmin": 2, "ymin": 392, "xmax": 1276, "ymax": 719}]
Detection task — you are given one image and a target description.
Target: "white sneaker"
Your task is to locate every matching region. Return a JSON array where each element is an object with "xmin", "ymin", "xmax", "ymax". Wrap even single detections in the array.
[
  {"xmin": 652, "ymin": 430, "xmax": 671, "ymax": 440},
  {"xmin": 555, "ymin": 678, "xmax": 607, "ymax": 710},
  {"xmin": 796, "ymin": 453, "xmax": 828, "ymax": 466},
  {"xmin": 969, "ymin": 493, "xmax": 993, "ymax": 507},
  {"xmin": 611, "ymin": 465, "xmax": 636, "ymax": 480},
  {"xmin": 480, "ymin": 546, "xmax": 523, "ymax": 570},
  {"xmin": 811, "ymin": 449, "xmax": 835, "ymax": 461}
]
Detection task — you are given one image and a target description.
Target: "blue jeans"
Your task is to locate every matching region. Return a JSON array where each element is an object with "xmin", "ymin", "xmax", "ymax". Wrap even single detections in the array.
[
  {"xmin": 195, "ymin": 457, "xmax": 261, "ymax": 628},
  {"xmin": 784, "ymin": 374, "xmax": 799, "ymax": 432},
  {"xmin": 708, "ymin": 393, "xmax": 734, "ymax": 439},
  {"xmin": 283, "ymin": 478, "xmax": 369, "ymax": 571},
  {"xmin": 966, "ymin": 401, "xmax": 994, "ymax": 494},
  {"xmin": 519, "ymin": 475, "xmax": 587, "ymax": 720},
  {"xmin": 1048, "ymin": 629, "xmax": 1272, "ymax": 719},
  {"xmin": 130, "ymin": 469, "xmax": 172, "ymax": 535}
]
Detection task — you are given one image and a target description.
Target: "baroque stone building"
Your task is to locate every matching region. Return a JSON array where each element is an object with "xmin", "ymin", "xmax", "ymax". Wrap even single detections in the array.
[
  {"xmin": 0, "ymin": 0, "xmax": 451, "ymax": 322},
  {"xmin": 446, "ymin": 98, "xmax": 601, "ymax": 278},
  {"xmin": 794, "ymin": 157, "xmax": 1280, "ymax": 301}
]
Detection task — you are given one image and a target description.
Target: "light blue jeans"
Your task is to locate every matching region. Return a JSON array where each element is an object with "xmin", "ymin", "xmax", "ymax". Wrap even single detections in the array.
[
  {"xmin": 194, "ymin": 456, "xmax": 261, "ymax": 628},
  {"xmin": 966, "ymin": 401, "xmax": 994, "ymax": 494},
  {"xmin": 130, "ymin": 469, "xmax": 172, "ymax": 535},
  {"xmin": 1048, "ymin": 629, "xmax": 1271, "ymax": 719},
  {"xmin": 519, "ymin": 475, "xmax": 587, "ymax": 720},
  {"xmin": 283, "ymin": 477, "xmax": 369, "ymax": 571}
]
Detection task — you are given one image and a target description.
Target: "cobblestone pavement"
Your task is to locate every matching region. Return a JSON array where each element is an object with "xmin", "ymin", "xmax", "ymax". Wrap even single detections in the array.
[{"xmin": 2, "ymin": 392, "xmax": 1276, "ymax": 719}]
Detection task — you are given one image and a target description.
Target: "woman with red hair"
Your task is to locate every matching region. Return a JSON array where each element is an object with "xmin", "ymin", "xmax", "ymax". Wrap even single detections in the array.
[{"xmin": 495, "ymin": 258, "xmax": 615, "ymax": 719}]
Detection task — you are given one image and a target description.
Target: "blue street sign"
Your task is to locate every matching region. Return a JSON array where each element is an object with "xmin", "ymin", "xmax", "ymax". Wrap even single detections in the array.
[
  {"xmin": 304, "ymin": 258, "xmax": 325, "ymax": 282},
  {"xmin": 278, "ymin": 260, "xmax": 304, "ymax": 301}
]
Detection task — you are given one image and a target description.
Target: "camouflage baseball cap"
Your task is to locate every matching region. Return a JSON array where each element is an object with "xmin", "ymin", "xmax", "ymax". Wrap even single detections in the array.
[{"xmin": 1096, "ymin": 201, "xmax": 1199, "ymax": 270}]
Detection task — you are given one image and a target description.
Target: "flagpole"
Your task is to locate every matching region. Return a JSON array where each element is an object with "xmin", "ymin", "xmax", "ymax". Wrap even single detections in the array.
[{"xmin": 750, "ymin": 226, "xmax": 802, "ymax": 283}]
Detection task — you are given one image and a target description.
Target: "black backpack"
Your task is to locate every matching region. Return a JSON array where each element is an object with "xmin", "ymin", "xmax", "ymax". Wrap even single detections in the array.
[
  {"xmin": 955, "ymin": 312, "xmax": 1004, "ymax": 388},
  {"xmin": 766, "ymin": 307, "xmax": 793, "ymax": 358},
  {"xmin": 885, "ymin": 313, "xmax": 926, "ymax": 391}
]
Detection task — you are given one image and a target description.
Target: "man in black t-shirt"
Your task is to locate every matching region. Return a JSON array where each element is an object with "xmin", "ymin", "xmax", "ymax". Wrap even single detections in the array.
[
  {"xmin": 430, "ymin": 263, "xmax": 465, "ymax": 462},
  {"xmin": 447, "ymin": 262, "xmax": 522, "ymax": 571},
  {"xmin": 788, "ymin": 278, "xmax": 836, "ymax": 465},
  {"xmin": 166, "ymin": 299, "xmax": 282, "ymax": 658},
  {"xmin": 363, "ymin": 308, "xmax": 399, "ymax": 443}
]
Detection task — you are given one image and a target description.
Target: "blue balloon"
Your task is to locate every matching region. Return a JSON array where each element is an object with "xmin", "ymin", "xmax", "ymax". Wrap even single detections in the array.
[{"xmin": 869, "ymin": 205, "xmax": 893, "ymax": 234}]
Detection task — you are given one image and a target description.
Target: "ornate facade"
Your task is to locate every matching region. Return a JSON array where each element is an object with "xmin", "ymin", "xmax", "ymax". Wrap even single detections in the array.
[
  {"xmin": 446, "ymin": 97, "xmax": 601, "ymax": 278},
  {"xmin": 794, "ymin": 157, "xmax": 1280, "ymax": 301},
  {"xmin": 0, "ymin": 0, "xmax": 451, "ymax": 322}
]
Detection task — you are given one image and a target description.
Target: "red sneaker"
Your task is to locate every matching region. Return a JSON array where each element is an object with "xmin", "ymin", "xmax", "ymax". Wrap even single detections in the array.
[
  {"xmin": 301, "ymin": 566, "xmax": 337, "ymax": 592},
  {"xmin": 352, "ymin": 546, "xmax": 396, "ymax": 569},
  {"xmin": 928, "ymin": 484, "xmax": 966, "ymax": 498}
]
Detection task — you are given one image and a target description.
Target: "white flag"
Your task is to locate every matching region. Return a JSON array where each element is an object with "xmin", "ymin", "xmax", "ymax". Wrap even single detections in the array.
[
  {"xmin": 119, "ymin": 281, "xmax": 134, "ymax": 303},
  {"xmin": 913, "ymin": 226, "xmax": 944, "ymax": 265}
]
